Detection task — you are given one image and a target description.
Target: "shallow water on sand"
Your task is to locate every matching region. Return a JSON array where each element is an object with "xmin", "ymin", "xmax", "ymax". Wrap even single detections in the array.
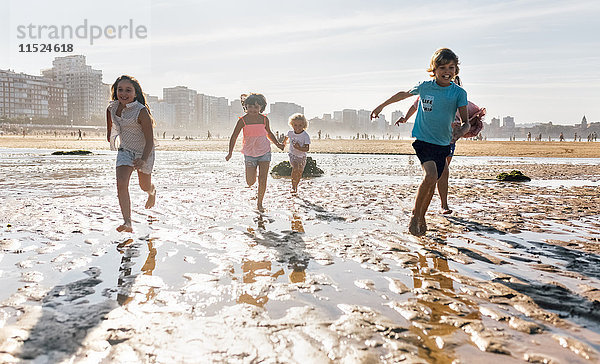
[{"xmin": 1, "ymin": 148, "xmax": 600, "ymax": 363}]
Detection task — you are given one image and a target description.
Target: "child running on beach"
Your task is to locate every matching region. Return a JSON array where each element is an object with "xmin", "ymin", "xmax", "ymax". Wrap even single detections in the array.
[
  {"xmin": 226, "ymin": 93, "xmax": 284, "ymax": 211},
  {"xmin": 106, "ymin": 75, "xmax": 156, "ymax": 233},
  {"xmin": 371, "ymin": 48, "xmax": 470, "ymax": 236},
  {"xmin": 396, "ymin": 76, "xmax": 485, "ymax": 215},
  {"xmin": 283, "ymin": 113, "xmax": 311, "ymax": 194}
]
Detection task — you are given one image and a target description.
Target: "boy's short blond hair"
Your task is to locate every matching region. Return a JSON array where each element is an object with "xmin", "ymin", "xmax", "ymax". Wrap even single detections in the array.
[{"xmin": 288, "ymin": 113, "xmax": 308, "ymax": 130}]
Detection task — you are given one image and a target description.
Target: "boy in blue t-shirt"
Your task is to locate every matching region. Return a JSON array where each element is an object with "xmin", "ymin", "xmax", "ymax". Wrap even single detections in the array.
[{"xmin": 370, "ymin": 48, "xmax": 470, "ymax": 236}]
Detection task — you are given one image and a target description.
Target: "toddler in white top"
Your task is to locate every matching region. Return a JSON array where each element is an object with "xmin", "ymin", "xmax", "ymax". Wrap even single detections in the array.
[{"xmin": 283, "ymin": 113, "xmax": 310, "ymax": 194}]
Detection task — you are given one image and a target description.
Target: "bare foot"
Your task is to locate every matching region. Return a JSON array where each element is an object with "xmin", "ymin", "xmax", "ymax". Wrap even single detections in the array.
[
  {"xmin": 441, "ymin": 208, "xmax": 453, "ymax": 215},
  {"xmin": 418, "ymin": 220, "xmax": 427, "ymax": 235},
  {"xmin": 257, "ymin": 203, "xmax": 265, "ymax": 212},
  {"xmin": 116, "ymin": 221, "xmax": 133, "ymax": 233},
  {"xmin": 408, "ymin": 215, "xmax": 421, "ymax": 236},
  {"xmin": 145, "ymin": 186, "xmax": 156, "ymax": 209}
]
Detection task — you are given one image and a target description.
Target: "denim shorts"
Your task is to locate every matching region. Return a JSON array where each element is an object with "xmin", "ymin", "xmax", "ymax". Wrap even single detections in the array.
[
  {"xmin": 116, "ymin": 148, "xmax": 155, "ymax": 175},
  {"xmin": 244, "ymin": 152, "xmax": 271, "ymax": 167},
  {"xmin": 412, "ymin": 140, "xmax": 450, "ymax": 179}
]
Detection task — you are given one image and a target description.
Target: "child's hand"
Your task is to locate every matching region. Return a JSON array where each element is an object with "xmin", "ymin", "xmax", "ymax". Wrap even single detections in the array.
[
  {"xmin": 133, "ymin": 158, "xmax": 146, "ymax": 170},
  {"xmin": 293, "ymin": 142, "xmax": 302, "ymax": 149},
  {"xmin": 370, "ymin": 106, "xmax": 383, "ymax": 120},
  {"xmin": 225, "ymin": 152, "xmax": 232, "ymax": 161},
  {"xmin": 395, "ymin": 117, "xmax": 407, "ymax": 126}
]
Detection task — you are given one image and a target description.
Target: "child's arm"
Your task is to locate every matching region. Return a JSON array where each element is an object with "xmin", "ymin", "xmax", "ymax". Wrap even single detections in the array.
[
  {"xmin": 451, "ymin": 105, "xmax": 470, "ymax": 143},
  {"xmin": 106, "ymin": 108, "xmax": 112, "ymax": 142},
  {"xmin": 133, "ymin": 109, "xmax": 154, "ymax": 170},
  {"xmin": 225, "ymin": 119, "xmax": 244, "ymax": 161},
  {"xmin": 371, "ymin": 91, "xmax": 413, "ymax": 120},
  {"xmin": 396, "ymin": 103, "xmax": 417, "ymax": 126},
  {"xmin": 264, "ymin": 117, "xmax": 284, "ymax": 150},
  {"xmin": 292, "ymin": 142, "xmax": 309, "ymax": 152}
]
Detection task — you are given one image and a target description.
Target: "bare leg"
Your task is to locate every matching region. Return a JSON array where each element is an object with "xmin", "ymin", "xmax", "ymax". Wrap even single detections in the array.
[
  {"xmin": 116, "ymin": 166, "xmax": 134, "ymax": 232},
  {"xmin": 138, "ymin": 171, "xmax": 156, "ymax": 209},
  {"xmin": 437, "ymin": 157, "xmax": 452, "ymax": 213},
  {"xmin": 257, "ymin": 161, "xmax": 270, "ymax": 211},
  {"xmin": 410, "ymin": 161, "xmax": 438, "ymax": 236},
  {"xmin": 291, "ymin": 165, "xmax": 301, "ymax": 193},
  {"xmin": 245, "ymin": 165, "xmax": 258, "ymax": 187}
]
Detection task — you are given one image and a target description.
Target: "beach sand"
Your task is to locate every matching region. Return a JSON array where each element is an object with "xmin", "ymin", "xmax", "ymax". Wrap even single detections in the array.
[
  {"xmin": 1, "ymin": 135, "xmax": 600, "ymax": 158},
  {"xmin": 1, "ymin": 146, "xmax": 600, "ymax": 363}
]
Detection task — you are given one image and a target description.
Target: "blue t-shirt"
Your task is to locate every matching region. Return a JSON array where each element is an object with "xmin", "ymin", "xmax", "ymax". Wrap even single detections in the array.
[{"xmin": 409, "ymin": 80, "xmax": 468, "ymax": 146}]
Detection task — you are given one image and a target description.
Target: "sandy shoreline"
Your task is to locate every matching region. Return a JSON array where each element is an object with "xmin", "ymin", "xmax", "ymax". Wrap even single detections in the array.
[
  {"xmin": 1, "ymin": 149, "xmax": 600, "ymax": 362},
  {"xmin": 1, "ymin": 136, "xmax": 600, "ymax": 158}
]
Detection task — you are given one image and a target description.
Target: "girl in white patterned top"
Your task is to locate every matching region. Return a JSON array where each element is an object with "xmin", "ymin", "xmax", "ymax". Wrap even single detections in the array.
[
  {"xmin": 106, "ymin": 75, "xmax": 156, "ymax": 233},
  {"xmin": 283, "ymin": 113, "xmax": 310, "ymax": 194}
]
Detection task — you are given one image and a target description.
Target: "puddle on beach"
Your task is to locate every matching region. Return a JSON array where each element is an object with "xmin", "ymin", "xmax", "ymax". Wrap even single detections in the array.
[{"xmin": 1, "ymin": 148, "xmax": 600, "ymax": 363}]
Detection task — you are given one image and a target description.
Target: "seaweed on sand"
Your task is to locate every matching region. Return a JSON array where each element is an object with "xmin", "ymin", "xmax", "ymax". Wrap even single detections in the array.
[
  {"xmin": 496, "ymin": 170, "xmax": 531, "ymax": 182},
  {"xmin": 51, "ymin": 150, "xmax": 93, "ymax": 156},
  {"xmin": 271, "ymin": 157, "xmax": 324, "ymax": 177}
]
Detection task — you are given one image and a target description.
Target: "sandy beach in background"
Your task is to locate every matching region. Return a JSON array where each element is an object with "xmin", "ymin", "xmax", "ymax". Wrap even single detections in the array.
[{"xmin": 1, "ymin": 135, "xmax": 600, "ymax": 158}]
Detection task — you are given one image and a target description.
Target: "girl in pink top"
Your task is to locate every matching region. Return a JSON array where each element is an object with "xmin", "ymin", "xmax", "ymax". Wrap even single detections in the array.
[{"xmin": 226, "ymin": 93, "xmax": 284, "ymax": 211}]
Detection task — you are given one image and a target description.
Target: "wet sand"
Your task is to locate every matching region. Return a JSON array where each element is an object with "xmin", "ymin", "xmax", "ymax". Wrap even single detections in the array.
[
  {"xmin": 1, "ymin": 135, "xmax": 600, "ymax": 158},
  {"xmin": 1, "ymin": 149, "xmax": 600, "ymax": 363}
]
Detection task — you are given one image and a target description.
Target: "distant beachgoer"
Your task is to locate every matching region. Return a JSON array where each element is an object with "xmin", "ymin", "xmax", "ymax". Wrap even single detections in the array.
[
  {"xmin": 226, "ymin": 93, "xmax": 284, "ymax": 211},
  {"xmin": 396, "ymin": 77, "xmax": 485, "ymax": 215},
  {"xmin": 527, "ymin": 132, "xmax": 532, "ymax": 141},
  {"xmin": 283, "ymin": 113, "xmax": 311, "ymax": 194},
  {"xmin": 78, "ymin": 129, "xmax": 82, "ymax": 140},
  {"xmin": 559, "ymin": 132, "xmax": 565, "ymax": 142},
  {"xmin": 106, "ymin": 75, "xmax": 156, "ymax": 233},
  {"xmin": 371, "ymin": 48, "xmax": 469, "ymax": 236},
  {"xmin": 574, "ymin": 133, "xmax": 577, "ymax": 141}
]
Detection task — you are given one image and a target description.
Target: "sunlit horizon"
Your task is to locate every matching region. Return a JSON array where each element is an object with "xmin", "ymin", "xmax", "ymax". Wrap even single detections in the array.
[{"xmin": 2, "ymin": 0, "xmax": 599, "ymax": 125}]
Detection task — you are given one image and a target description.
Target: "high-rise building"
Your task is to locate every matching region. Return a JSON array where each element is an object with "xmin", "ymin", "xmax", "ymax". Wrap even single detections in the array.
[
  {"xmin": 490, "ymin": 117, "xmax": 501, "ymax": 129},
  {"xmin": 342, "ymin": 109, "xmax": 358, "ymax": 130},
  {"xmin": 42, "ymin": 55, "xmax": 105, "ymax": 123},
  {"xmin": 197, "ymin": 94, "xmax": 230, "ymax": 131},
  {"xmin": 0, "ymin": 69, "xmax": 66, "ymax": 120},
  {"xmin": 268, "ymin": 102, "xmax": 304, "ymax": 131},
  {"xmin": 391, "ymin": 110, "xmax": 404, "ymax": 126},
  {"xmin": 229, "ymin": 98, "xmax": 244, "ymax": 126},
  {"xmin": 502, "ymin": 116, "xmax": 515, "ymax": 129},
  {"xmin": 163, "ymin": 86, "xmax": 197, "ymax": 129},
  {"xmin": 146, "ymin": 95, "xmax": 176, "ymax": 128},
  {"xmin": 358, "ymin": 109, "xmax": 371, "ymax": 131}
]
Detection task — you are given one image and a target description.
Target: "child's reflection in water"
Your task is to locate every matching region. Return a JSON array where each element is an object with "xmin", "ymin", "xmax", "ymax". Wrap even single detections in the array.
[{"xmin": 116, "ymin": 239, "xmax": 158, "ymax": 305}]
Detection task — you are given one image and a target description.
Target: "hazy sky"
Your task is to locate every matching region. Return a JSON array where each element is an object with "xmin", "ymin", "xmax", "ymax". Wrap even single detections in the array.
[{"xmin": 2, "ymin": 0, "xmax": 599, "ymax": 125}]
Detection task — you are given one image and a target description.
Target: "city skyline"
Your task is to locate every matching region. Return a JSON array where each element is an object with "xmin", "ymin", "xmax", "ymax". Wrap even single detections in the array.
[{"xmin": 2, "ymin": 0, "xmax": 599, "ymax": 125}]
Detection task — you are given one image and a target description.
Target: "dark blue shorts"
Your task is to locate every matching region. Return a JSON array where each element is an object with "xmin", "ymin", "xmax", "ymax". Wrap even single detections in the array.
[
  {"xmin": 449, "ymin": 143, "xmax": 456, "ymax": 157},
  {"xmin": 412, "ymin": 140, "xmax": 450, "ymax": 179}
]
